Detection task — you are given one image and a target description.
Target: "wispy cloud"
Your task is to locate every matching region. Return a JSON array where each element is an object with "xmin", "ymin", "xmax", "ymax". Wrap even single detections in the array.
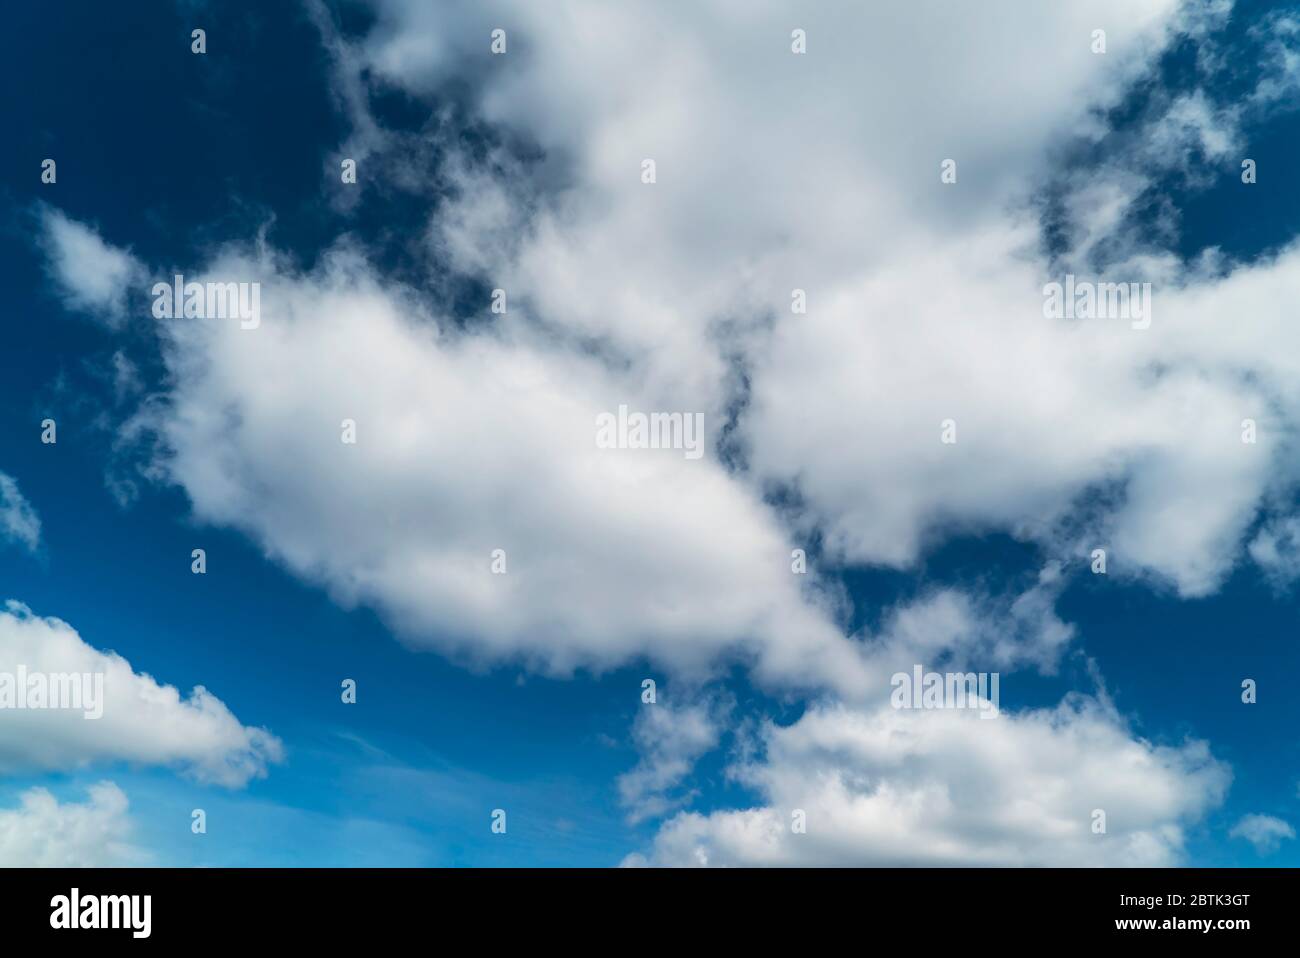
[
  {"xmin": 37, "ymin": 205, "xmax": 144, "ymax": 327},
  {"xmin": 0, "ymin": 472, "xmax": 40, "ymax": 554},
  {"xmin": 1229, "ymin": 813, "xmax": 1295, "ymax": 855}
]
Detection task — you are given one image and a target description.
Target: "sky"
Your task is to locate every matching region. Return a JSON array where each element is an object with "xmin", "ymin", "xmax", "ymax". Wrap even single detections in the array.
[{"xmin": 2, "ymin": 0, "xmax": 1300, "ymax": 867}]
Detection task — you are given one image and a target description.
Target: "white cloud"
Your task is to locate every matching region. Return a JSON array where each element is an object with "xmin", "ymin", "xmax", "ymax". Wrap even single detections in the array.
[
  {"xmin": 142, "ymin": 244, "xmax": 872, "ymax": 692},
  {"xmin": 848, "ymin": 565, "xmax": 1076, "ymax": 682},
  {"xmin": 743, "ymin": 225, "xmax": 1294, "ymax": 597},
  {"xmin": 339, "ymin": 0, "xmax": 1300, "ymax": 602},
  {"xmin": 1143, "ymin": 90, "xmax": 1240, "ymax": 171},
  {"xmin": 0, "ymin": 472, "xmax": 40, "ymax": 553},
  {"xmin": 0, "ymin": 782, "xmax": 145, "ymax": 867},
  {"xmin": 618, "ymin": 693, "xmax": 730, "ymax": 823},
  {"xmin": 1247, "ymin": 515, "xmax": 1300, "ymax": 587},
  {"xmin": 628, "ymin": 696, "xmax": 1230, "ymax": 867},
  {"xmin": 1228, "ymin": 813, "xmax": 1295, "ymax": 855},
  {"xmin": 122, "ymin": 0, "xmax": 1216, "ymax": 682},
  {"xmin": 37, "ymin": 0, "xmax": 1287, "ymax": 867},
  {"xmin": 38, "ymin": 207, "xmax": 144, "ymax": 326},
  {"xmin": 0, "ymin": 602, "xmax": 283, "ymax": 787},
  {"xmin": 47, "ymin": 1, "xmax": 1271, "ymax": 683}
]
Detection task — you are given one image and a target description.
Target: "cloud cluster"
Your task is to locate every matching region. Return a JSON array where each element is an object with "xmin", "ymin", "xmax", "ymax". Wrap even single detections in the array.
[
  {"xmin": 339, "ymin": 0, "xmax": 1300, "ymax": 602},
  {"xmin": 37, "ymin": 0, "xmax": 1288, "ymax": 864},
  {"xmin": 0, "ymin": 602, "xmax": 283, "ymax": 787},
  {"xmin": 0, "ymin": 782, "xmax": 143, "ymax": 867},
  {"xmin": 627, "ymin": 696, "xmax": 1230, "ymax": 867},
  {"xmin": 138, "ymin": 244, "xmax": 870, "ymax": 690}
]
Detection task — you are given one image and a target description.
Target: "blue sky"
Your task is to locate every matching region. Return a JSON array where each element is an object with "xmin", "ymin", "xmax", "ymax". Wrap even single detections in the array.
[{"xmin": 2, "ymin": 0, "xmax": 1300, "ymax": 867}]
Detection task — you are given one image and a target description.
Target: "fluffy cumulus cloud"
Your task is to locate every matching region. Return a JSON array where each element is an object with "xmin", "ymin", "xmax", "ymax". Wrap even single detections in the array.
[
  {"xmin": 346, "ymin": 0, "xmax": 1271, "ymax": 863},
  {"xmin": 0, "ymin": 602, "xmax": 283, "ymax": 787},
  {"xmin": 0, "ymin": 472, "xmax": 40, "ymax": 553},
  {"xmin": 626, "ymin": 697, "xmax": 1230, "ymax": 867},
  {"xmin": 333, "ymin": 0, "xmax": 1300, "ymax": 603},
  {"xmin": 39, "ymin": 0, "xmax": 1288, "ymax": 862},
  {"xmin": 129, "ymin": 0, "xmax": 1248, "ymax": 676},
  {"xmin": 747, "ymin": 229, "xmax": 1299, "ymax": 597},
  {"xmin": 0, "ymin": 782, "xmax": 144, "ymax": 867},
  {"xmin": 140, "ymin": 243, "xmax": 869, "ymax": 690}
]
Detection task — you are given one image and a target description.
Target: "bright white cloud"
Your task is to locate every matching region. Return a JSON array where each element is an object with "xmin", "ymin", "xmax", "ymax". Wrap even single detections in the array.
[
  {"xmin": 38, "ymin": 207, "xmax": 144, "ymax": 326},
  {"xmin": 48, "ymin": 2, "xmax": 1287, "ymax": 653},
  {"xmin": 35, "ymin": 0, "xmax": 1282, "ymax": 866},
  {"xmin": 0, "ymin": 782, "xmax": 145, "ymax": 867},
  {"xmin": 0, "ymin": 472, "xmax": 40, "ymax": 553},
  {"xmin": 0, "ymin": 602, "xmax": 283, "ymax": 787},
  {"xmin": 343, "ymin": 0, "xmax": 1300, "ymax": 601},
  {"xmin": 744, "ymin": 224, "xmax": 1291, "ymax": 597},
  {"xmin": 627, "ymin": 697, "xmax": 1230, "ymax": 867},
  {"xmin": 131, "ymin": 0, "xmax": 1217, "ymax": 684},
  {"xmin": 139, "ymin": 244, "xmax": 875, "ymax": 692}
]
